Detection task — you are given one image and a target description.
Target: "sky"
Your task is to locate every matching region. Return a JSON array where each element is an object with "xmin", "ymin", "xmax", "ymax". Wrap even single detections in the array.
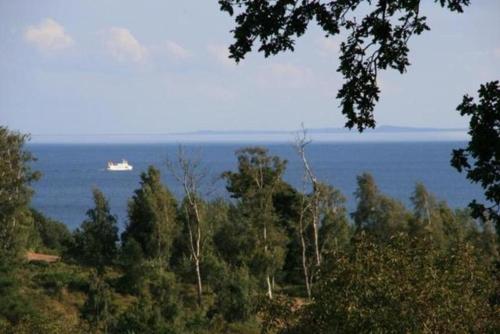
[{"xmin": 0, "ymin": 0, "xmax": 499, "ymax": 137}]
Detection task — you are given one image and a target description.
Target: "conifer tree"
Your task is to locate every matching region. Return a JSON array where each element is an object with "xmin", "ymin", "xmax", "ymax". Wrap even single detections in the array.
[
  {"xmin": 72, "ymin": 189, "xmax": 119, "ymax": 273},
  {"xmin": 123, "ymin": 166, "xmax": 177, "ymax": 267}
]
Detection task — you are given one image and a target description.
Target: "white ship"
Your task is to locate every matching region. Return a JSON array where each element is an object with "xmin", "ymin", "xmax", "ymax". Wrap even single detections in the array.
[{"xmin": 107, "ymin": 159, "xmax": 133, "ymax": 171}]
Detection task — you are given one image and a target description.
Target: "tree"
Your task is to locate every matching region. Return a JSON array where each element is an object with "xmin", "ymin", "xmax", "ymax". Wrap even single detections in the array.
[
  {"xmin": 223, "ymin": 147, "xmax": 288, "ymax": 299},
  {"xmin": 295, "ymin": 128, "xmax": 322, "ymax": 268},
  {"xmin": 0, "ymin": 127, "xmax": 40, "ymax": 327},
  {"xmin": 451, "ymin": 81, "xmax": 500, "ymax": 235},
  {"xmin": 294, "ymin": 129, "xmax": 350, "ymax": 298},
  {"xmin": 352, "ymin": 173, "xmax": 408, "ymax": 238},
  {"xmin": 276, "ymin": 233, "xmax": 498, "ymax": 333},
  {"xmin": 409, "ymin": 182, "xmax": 446, "ymax": 245},
  {"xmin": 71, "ymin": 189, "xmax": 119, "ymax": 272},
  {"xmin": 118, "ymin": 238, "xmax": 146, "ymax": 294},
  {"xmin": 352, "ymin": 172, "xmax": 381, "ymax": 228},
  {"xmin": 0, "ymin": 257, "xmax": 33, "ymax": 326},
  {"xmin": 81, "ymin": 272, "xmax": 114, "ymax": 334},
  {"xmin": 210, "ymin": 266, "xmax": 256, "ymax": 323},
  {"xmin": 219, "ymin": 0, "xmax": 470, "ymax": 131},
  {"xmin": 31, "ymin": 209, "xmax": 72, "ymax": 254},
  {"xmin": 0, "ymin": 127, "xmax": 40, "ymax": 260},
  {"xmin": 167, "ymin": 147, "xmax": 210, "ymax": 306},
  {"xmin": 123, "ymin": 166, "xmax": 178, "ymax": 267},
  {"xmin": 112, "ymin": 268, "xmax": 181, "ymax": 334}
]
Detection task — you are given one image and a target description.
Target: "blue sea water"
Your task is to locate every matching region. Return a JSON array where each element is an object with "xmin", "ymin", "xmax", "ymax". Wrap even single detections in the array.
[{"xmin": 28, "ymin": 142, "xmax": 483, "ymax": 230}]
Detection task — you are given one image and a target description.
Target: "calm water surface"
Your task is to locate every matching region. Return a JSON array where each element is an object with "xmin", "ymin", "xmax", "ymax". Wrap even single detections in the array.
[{"xmin": 28, "ymin": 142, "xmax": 482, "ymax": 230}]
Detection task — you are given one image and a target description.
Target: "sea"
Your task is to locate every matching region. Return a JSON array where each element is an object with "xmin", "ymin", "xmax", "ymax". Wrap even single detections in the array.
[{"xmin": 28, "ymin": 142, "xmax": 483, "ymax": 230}]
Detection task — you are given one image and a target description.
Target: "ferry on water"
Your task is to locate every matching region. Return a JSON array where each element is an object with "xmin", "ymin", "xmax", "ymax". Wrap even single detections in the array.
[{"xmin": 107, "ymin": 159, "xmax": 133, "ymax": 171}]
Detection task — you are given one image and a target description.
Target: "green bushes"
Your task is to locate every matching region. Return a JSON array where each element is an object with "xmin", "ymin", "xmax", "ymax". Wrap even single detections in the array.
[
  {"xmin": 32, "ymin": 264, "xmax": 89, "ymax": 295},
  {"xmin": 272, "ymin": 233, "xmax": 499, "ymax": 333}
]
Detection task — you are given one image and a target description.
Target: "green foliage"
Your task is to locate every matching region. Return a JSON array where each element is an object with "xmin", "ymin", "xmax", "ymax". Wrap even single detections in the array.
[
  {"xmin": 70, "ymin": 189, "xmax": 119, "ymax": 272},
  {"xmin": 81, "ymin": 271, "xmax": 115, "ymax": 333},
  {"xmin": 0, "ymin": 257, "xmax": 33, "ymax": 325},
  {"xmin": 34, "ymin": 270, "xmax": 74, "ymax": 296},
  {"xmin": 223, "ymin": 147, "xmax": 287, "ymax": 202},
  {"xmin": 353, "ymin": 173, "xmax": 409, "ymax": 238},
  {"xmin": 0, "ymin": 127, "xmax": 39, "ymax": 326},
  {"xmin": 1, "ymin": 133, "xmax": 497, "ymax": 333},
  {"xmin": 32, "ymin": 263, "xmax": 88, "ymax": 295},
  {"xmin": 0, "ymin": 127, "xmax": 40, "ymax": 259},
  {"xmin": 31, "ymin": 209, "xmax": 72, "ymax": 254},
  {"xmin": 213, "ymin": 205, "xmax": 257, "ymax": 268},
  {"xmin": 451, "ymin": 81, "xmax": 500, "ymax": 235},
  {"xmin": 288, "ymin": 233, "xmax": 498, "ymax": 333},
  {"xmin": 0, "ymin": 313, "xmax": 82, "ymax": 334},
  {"xmin": 409, "ymin": 182, "xmax": 447, "ymax": 246},
  {"xmin": 123, "ymin": 166, "xmax": 178, "ymax": 264},
  {"xmin": 223, "ymin": 147, "xmax": 289, "ymax": 297},
  {"xmin": 118, "ymin": 238, "xmax": 145, "ymax": 294},
  {"xmin": 257, "ymin": 295, "xmax": 298, "ymax": 334},
  {"xmin": 210, "ymin": 266, "xmax": 256, "ymax": 323},
  {"xmin": 315, "ymin": 183, "xmax": 352, "ymax": 254},
  {"xmin": 112, "ymin": 268, "xmax": 182, "ymax": 334},
  {"xmin": 174, "ymin": 196, "xmax": 210, "ymax": 266},
  {"xmin": 218, "ymin": 0, "xmax": 470, "ymax": 131}
]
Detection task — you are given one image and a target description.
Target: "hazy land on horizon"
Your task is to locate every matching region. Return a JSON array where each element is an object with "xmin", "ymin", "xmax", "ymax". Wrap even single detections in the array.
[{"xmin": 29, "ymin": 125, "xmax": 468, "ymax": 144}]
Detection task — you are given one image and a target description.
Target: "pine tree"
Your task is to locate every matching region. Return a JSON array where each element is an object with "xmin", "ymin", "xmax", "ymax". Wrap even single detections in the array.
[
  {"xmin": 123, "ymin": 166, "xmax": 178, "ymax": 267},
  {"xmin": 72, "ymin": 189, "xmax": 118, "ymax": 272}
]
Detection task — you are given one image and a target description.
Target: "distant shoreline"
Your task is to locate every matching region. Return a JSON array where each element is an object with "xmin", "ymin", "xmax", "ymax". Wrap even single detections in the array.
[{"xmin": 28, "ymin": 126, "xmax": 468, "ymax": 144}]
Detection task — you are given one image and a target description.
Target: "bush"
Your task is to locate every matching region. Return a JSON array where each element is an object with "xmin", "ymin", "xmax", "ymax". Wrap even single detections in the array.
[
  {"xmin": 289, "ymin": 233, "xmax": 499, "ymax": 333},
  {"xmin": 210, "ymin": 267, "xmax": 256, "ymax": 323},
  {"xmin": 33, "ymin": 265, "xmax": 89, "ymax": 295}
]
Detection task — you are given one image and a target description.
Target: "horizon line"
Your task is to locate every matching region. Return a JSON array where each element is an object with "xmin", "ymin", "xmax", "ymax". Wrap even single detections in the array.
[{"xmin": 27, "ymin": 125, "xmax": 468, "ymax": 137}]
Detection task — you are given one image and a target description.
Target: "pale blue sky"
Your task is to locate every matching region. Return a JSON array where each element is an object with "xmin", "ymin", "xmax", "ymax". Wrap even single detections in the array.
[{"xmin": 1, "ymin": 0, "xmax": 499, "ymax": 136}]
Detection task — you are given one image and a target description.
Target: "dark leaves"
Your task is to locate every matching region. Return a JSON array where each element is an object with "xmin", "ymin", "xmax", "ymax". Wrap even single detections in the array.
[
  {"xmin": 219, "ymin": 0, "xmax": 469, "ymax": 131},
  {"xmin": 451, "ymin": 81, "xmax": 500, "ymax": 234}
]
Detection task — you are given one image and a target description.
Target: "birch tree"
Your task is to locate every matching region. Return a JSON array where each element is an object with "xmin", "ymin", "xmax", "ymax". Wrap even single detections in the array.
[
  {"xmin": 294, "ymin": 127, "xmax": 350, "ymax": 298},
  {"xmin": 167, "ymin": 146, "xmax": 209, "ymax": 306},
  {"xmin": 295, "ymin": 127, "xmax": 321, "ymax": 267},
  {"xmin": 0, "ymin": 127, "xmax": 40, "ymax": 260}
]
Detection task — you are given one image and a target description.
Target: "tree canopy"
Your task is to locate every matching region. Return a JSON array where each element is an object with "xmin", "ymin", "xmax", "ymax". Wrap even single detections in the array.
[
  {"xmin": 0, "ymin": 127, "xmax": 40, "ymax": 259},
  {"xmin": 70, "ymin": 189, "xmax": 119, "ymax": 272},
  {"xmin": 451, "ymin": 81, "xmax": 500, "ymax": 235},
  {"xmin": 218, "ymin": 0, "xmax": 470, "ymax": 131}
]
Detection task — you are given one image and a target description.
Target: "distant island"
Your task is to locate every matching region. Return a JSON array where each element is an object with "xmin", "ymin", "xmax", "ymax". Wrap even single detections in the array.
[{"xmin": 30, "ymin": 125, "xmax": 468, "ymax": 144}]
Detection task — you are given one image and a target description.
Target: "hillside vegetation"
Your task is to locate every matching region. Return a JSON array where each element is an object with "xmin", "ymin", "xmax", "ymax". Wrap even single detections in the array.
[{"xmin": 0, "ymin": 127, "xmax": 498, "ymax": 333}]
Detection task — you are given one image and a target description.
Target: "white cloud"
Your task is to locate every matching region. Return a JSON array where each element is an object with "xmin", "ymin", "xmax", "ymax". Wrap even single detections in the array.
[
  {"xmin": 105, "ymin": 27, "xmax": 147, "ymax": 62},
  {"xmin": 165, "ymin": 40, "xmax": 191, "ymax": 60},
  {"xmin": 317, "ymin": 37, "xmax": 339, "ymax": 57},
  {"xmin": 493, "ymin": 47, "xmax": 500, "ymax": 59},
  {"xmin": 24, "ymin": 18, "xmax": 74, "ymax": 52},
  {"xmin": 196, "ymin": 83, "xmax": 236, "ymax": 101},
  {"xmin": 269, "ymin": 63, "xmax": 313, "ymax": 81},
  {"xmin": 377, "ymin": 76, "xmax": 402, "ymax": 95},
  {"xmin": 256, "ymin": 62, "xmax": 314, "ymax": 89},
  {"xmin": 207, "ymin": 44, "xmax": 235, "ymax": 67}
]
